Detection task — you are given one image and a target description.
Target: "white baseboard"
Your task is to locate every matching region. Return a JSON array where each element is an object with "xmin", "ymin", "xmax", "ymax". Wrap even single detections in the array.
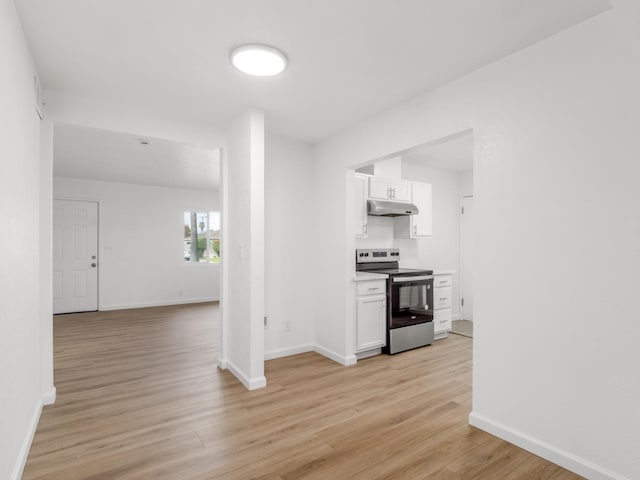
[
  {"xmin": 11, "ymin": 399, "xmax": 42, "ymax": 480},
  {"xmin": 469, "ymin": 412, "xmax": 628, "ymax": 480},
  {"xmin": 356, "ymin": 348, "xmax": 381, "ymax": 360},
  {"xmin": 42, "ymin": 387, "xmax": 56, "ymax": 406},
  {"xmin": 264, "ymin": 344, "xmax": 314, "ymax": 360},
  {"xmin": 216, "ymin": 356, "xmax": 227, "ymax": 370},
  {"xmin": 224, "ymin": 359, "xmax": 266, "ymax": 391},
  {"xmin": 99, "ymin": 297, "xmax": 219, "ymax": 311},
  {"xmin": 452, "ymin": 313, "xmax": 462, "ymax": 321},
  {"xmin": 313, "ymin": 344, "xmax": 357, "ymax": 366}
]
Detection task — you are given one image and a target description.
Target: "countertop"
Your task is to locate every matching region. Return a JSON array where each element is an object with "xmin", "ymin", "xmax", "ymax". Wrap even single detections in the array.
[
  {"xmin": 433, "ymin": 270, "xmax": 456, "ymax": 276},
  {"xmin": 353, "ymin": 271, "xmax": 389, "ymax": 282}
]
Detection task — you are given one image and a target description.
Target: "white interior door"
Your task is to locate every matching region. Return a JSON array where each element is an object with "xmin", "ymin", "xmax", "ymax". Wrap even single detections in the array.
[
  {"xmin": 460, "ymin": 195, "xmax": 474, "ymax": 321},
  {"xmin": 53, "ymin": 200, "xmax": 98, "ymax": 314}
]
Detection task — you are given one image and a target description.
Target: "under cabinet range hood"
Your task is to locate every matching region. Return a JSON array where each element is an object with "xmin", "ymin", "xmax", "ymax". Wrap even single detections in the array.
[{"xmin": 367, "ymin": 199, "xmax": 419, "ymax": 217}]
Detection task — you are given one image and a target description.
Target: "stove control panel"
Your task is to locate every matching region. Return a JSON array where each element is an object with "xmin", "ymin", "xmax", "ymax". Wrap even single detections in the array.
[{"xmin": 356, "ymin": 248, "xmax": 400, "ymax": 263}]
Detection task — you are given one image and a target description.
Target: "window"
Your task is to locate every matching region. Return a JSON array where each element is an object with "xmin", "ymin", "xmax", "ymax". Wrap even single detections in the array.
[{"xmin": 184, "ymin": 211, "xmax": 220, "ymax": 263}]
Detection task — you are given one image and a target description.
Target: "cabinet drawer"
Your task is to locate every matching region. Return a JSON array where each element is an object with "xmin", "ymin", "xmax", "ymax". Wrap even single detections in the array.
[
  {"xmin": 434, "ymin": 275, "xmax": 452, "ymax": 288},
  {"xmin": 357, "ymin": 280, "xmax": 387, "ymax": 296},
  {"xmin": 433, "ymin": 286, "xmax": 452, "ymax": 309},
  {"xmin": 434, "ymin": 308, "xmax": 452, "ymax": 333}
]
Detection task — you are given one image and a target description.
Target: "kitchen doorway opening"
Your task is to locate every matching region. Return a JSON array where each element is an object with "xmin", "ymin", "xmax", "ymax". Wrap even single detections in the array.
[{"xmin": 350, "ymin": 127, "xmax": 475, "ymax": 393}]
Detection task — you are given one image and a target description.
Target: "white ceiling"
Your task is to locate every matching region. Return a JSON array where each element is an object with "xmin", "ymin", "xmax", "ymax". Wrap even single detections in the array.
[
  {"xmin": 402, "ymin": 132, "xmax": 474, "ymax": 173},
  {"xmin": 54, "ymin": 124, "xmax": 220, "ymax": 191},
  {"xmin": 15, "ymin": 0, "xmax": 611, "ymax": 143}
]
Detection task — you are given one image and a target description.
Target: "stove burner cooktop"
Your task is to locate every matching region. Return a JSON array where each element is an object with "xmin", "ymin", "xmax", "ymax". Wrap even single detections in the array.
[{"xmin": 365, "ymin": 267, "xmax": 433, "ymax": 276}]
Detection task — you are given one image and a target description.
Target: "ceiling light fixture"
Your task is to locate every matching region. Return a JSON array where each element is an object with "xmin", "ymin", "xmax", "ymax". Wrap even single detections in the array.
[{"xmin": 229, "ymin": 44, "xmax": 288, "ymax": 77}]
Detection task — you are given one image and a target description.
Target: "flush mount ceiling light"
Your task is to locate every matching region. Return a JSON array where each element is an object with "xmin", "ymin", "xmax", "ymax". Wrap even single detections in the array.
[{"xmin": 229, "ymin": 44, "xmax": 288, "ymax": 77}]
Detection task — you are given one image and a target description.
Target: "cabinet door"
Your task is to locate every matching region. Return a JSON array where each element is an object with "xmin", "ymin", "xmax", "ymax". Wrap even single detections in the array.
[
  {"xmin": 356, "ymin": 295, "xmax": 387, "ymax": 351},
  {"xmin": 411, "ymin": 182, "xmax": 432, "ymax": 237},
  {"xmin": 433, "ymin": 286, "xmax": 452, "ymax": 309},
  {"xmin": 434, "ymin": 308, "xmax": 452, "ymax": 334},
  {"xmin": 433, "ymin": 274, "xmax": 452, "ymax": 288},
  {"xmin": 391, "ymin": 181, "xmax": 411, "ymax": 202},
  {"xmin": 353, "ymin": 174, "xmax": 368, "ymax": 237},
  {"xmin": 368, "ymin": 176, "xmax": 391, "ymax": 200}
]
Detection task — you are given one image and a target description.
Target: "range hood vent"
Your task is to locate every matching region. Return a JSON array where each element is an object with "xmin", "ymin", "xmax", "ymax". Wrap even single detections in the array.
[{"xmin": 367, "ymin": 199, "xmax": 418, "ymax": 217}]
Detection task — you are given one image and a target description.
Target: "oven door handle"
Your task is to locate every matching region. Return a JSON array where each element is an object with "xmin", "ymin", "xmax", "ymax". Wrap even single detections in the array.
[{"xmin": 392, "ymin": 275, "xmax": 433, "ymax": 282}]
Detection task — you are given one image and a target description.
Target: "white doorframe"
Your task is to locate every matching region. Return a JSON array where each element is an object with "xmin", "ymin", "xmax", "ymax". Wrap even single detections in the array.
[{"xmin": 459, "ymin": 194, "xmax": 474, "ymax": 321}]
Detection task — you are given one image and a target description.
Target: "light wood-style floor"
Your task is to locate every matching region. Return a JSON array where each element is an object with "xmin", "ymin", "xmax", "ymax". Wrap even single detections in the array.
[{"xmin": 23, "ymin": 303, "xmax": 582, "ymax": 480}]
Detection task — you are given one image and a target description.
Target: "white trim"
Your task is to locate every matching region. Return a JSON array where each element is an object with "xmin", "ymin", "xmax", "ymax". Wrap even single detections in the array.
[
  {"xmin": 42, "ymin": 387, "xmax": 57, "ymax": 406},
  {"xmin": 314, "ymin": 344, "xmax": 357, "ymax": 366},
  {"xmin": 469, "ymin": 412, "xmax": 629, "ymax": 480},
  {"xmin": 355, "ymin": 348, "xmax": 382, "ymax": 360},
  {"xmin": 99, "ymin": 297, "xmax": 218, "ymax": 311},
  {"xmin": 459, "ymin": 193, "xmax": 474, "ymax": 322},
  {"xmin": 264, "ymin": 344, "xmax": 314, "ymax": 360},
  {"xmin": 452, "ymin": 313, "xmax": 462, "ymax": 321},
  {"xmin": 216, "ymin": 356, "xmax": 228, "ymax": 370},
  {"xmin": 11, "ymin": 400, "xmax": 42, "ymax": 480},
  {"xmin": 225, "ymin": 359, "xmax": 267, "ymax": 391}
]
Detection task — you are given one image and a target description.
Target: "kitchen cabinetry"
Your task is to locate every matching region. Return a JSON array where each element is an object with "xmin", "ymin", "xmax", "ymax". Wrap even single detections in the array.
[
  {"xmin": 433, "ymin": 273, "xmax": 452, "ymax": 339},
  {"xmin": 369, "ymin": 176, "xmax": 411, "ymax": 202},
  {"xmin": 355, "ymin": 279, "xmax": 387, "ymax": 352},
  {"xmin": 353, "ymin": 173, "xmax": 369, "ymax": 238},
  {"xmin": 394, "ymin": 182, "xmax": 432, "ymax": 238}
]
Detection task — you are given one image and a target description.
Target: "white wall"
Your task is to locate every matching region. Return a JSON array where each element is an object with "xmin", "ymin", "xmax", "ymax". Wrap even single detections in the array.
[
  {"xmin": 220, "ymin": 109, "xmax": 266, "ymax": 390},
  {"xmin": 460, "ymin": 169, "xmax": 474, "ymax": 196},
  {"xmin": 264, "ymin": 134, "xmax": 315, "ymax": 359},
  {"xmin": 0, "ymin": 2, "xmax": 46, "ymax": 479},
  {"xmin": 53, "ymin": 177, "xmax": 220, "ymax": 309},
  {"xmin": 314, "ymin": 7, "xmax": 640, "ymax": 480}
]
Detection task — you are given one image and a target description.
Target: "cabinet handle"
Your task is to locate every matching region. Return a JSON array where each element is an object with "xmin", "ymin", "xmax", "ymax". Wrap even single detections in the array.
[
  {"xmin": 392, "ymin": 187, "xmax": 396, "ymax": 199},
  {"xmin": 368, "ymin": 287, "xmax": 379, "ymax": 291},
  {"xmin": 440, "ymin": 297, "xmax": 448, "ymax": 301}
]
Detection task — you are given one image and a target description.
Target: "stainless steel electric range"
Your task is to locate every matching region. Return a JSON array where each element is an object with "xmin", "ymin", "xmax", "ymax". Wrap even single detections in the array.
[{"xmin": 356, "ymin": 248, "xmax": 434, "ymax": 354}]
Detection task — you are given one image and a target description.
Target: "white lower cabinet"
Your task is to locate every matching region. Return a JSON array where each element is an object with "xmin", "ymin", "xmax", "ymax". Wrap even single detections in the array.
[
  {"xmin": 433, "ymin": 273, "xmax": 453, "ymax": 339},
  {"xmin": 434, "ymin": 308, "xmax": 452, "ymax": 336},
  {"xmin": 356, "ymin": 280, "xmax": 387, "ymax": 352}
]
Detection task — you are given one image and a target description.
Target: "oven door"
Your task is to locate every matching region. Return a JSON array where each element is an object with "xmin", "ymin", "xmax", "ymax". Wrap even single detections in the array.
[{"xmin": 389, "ymin": 275, "xmax": 434, "ymax": 329}]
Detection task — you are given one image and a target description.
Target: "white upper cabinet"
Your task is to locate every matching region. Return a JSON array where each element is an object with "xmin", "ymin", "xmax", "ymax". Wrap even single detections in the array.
[
  {"xmin": 394, "ymin": 182, "xmax": 433, "ymax": 238},
  {"xmin": 411, "ymin": 182, "xmax": 433, "ymax": 237},
  {"xmin": 368, "ymin": 176, "xmax": 411, "ymax": 202},
  {"xmin": 353, "ymin": 173, "xmax": 369, "ymax": 238}
]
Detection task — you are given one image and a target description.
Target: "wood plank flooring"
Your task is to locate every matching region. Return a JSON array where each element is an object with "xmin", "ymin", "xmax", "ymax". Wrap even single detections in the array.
[{"xmin": 23, "ymin": 303, "xmax": 582, "ymax": 480}]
